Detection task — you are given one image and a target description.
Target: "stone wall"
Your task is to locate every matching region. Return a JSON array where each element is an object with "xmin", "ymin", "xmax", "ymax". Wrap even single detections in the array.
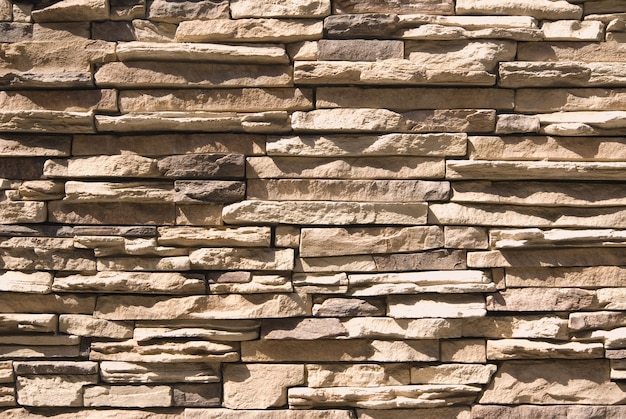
[{"xmin": 0, "ymin": 0, "xmax": 626, "ymax": 417}]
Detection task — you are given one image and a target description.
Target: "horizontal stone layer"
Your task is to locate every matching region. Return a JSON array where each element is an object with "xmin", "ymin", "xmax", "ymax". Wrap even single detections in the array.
[
  {"xmin": 499, "ymin": 62, "xmax": 626, "ymax": 88},
  {"xmin": 176, "ymin": 19, "xmax": 323, "ymax": 43}
]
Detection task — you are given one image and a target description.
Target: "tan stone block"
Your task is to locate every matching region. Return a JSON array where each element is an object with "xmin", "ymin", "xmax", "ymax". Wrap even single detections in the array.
[
  {"xmin": 372, "ymin": 249, "xmax": 468, "ymax": 272},
  {"xmin": 31, "ymin": 0, "xmax": 108, "ymax": 22},
  {"xmin": 412, "ymin": 364, "xmax": 496, "ymax": 385},
  {"xmin": 242, "ymin": 340, "xmax": 438, "ymax": 362},
  {"xmin": 261, "ymin": 318, "xmax": 347, "ymax": 340},
  {"xmin": 491, "ymin": 228, "xmax": 626, "ymax": 249},
  {"xmin": 84, "ymin": 385, "xmax": 171, "ymax": 407},
  {"xmin": 276, "ymin": 226, "xmax": 300, "ymax": 248},
  {"xmin": 96, "ymin": 111, "xmax": 290, "ymax": 134},
  {"xmin": 120, "ymin": 88, "xmax": 312, "ymax": 113},
  {"xmin": 116, "ymin": 42, "xmax": 288, "ymax": 64},
  {"xmin": 456, "ymin": 0, "xmax": 582, "ymax": 19},
  {"xmin": 131, "ymin": 20, "xmax": 175, "ymax": 42},
  {"xmin": 231, "ymin": 0, "xmax": 329, "ymax": 18},
  {"xmin": 317, "ymin": 40, "xmax": 403, "ymax": 61},
  {"xmin": 0, "ymin": 314, "xmax": 56, "ymax": 333},
  {"xmin": 248, "ymin": 179, "xmax": 450, "ymax": 202},
  {"xmin": 0, "ymin": 335, "xmax": 79, "ymax": 346},
  {"xmin": 90, "ymin": 340, "xmax": 239, "ymax": 363},
  {"xmin": 486, "ymin": 288, "xmax": 598, "ymax": 311},
  {"xmin": 96, "ymin": 256, "xmax": 190, "ymax": 272},
  {"xmin": 542, "ymin": 20, "xmax": 604, "ymax": 41},
  {"xmin": 451, "ymin": 180, "xmax": 626, "ymax": 207},
  {"xmin": 441, "ymin": 339, "xmax": 486, "ymax": 363},
  {"xmin": 176, "ymin": 204, "xmax": 223, "ymax": 226},
  {"xmin": 0, "ymin": 90, "xmax": 116, "ymax": 112},
  {"xmin": 487, "ymin": 339, "xmax": 604, "ymax": 360},
  {"xmin": 64, "ymin": 181, "xmax": 174, "ymax": 203},
  {"xmin": 289, "ymin": 384, "xmax": 481, "ymax": 409},
  {"xmin": 95, "ymin": 293, "xmax": 307, "ymax": 320},
  {"xmin": 538, "ymin": 110, "xmax": 626, "ymax": 135},
  {"xmin": 334, "ymin": 0, "xmax": 454, "ymax": 14},
  {"xmin": 569, "ymin": 311, "xmax": 626, "ymax": 332},
  {"xmin": 189, "ymin": 248, "xmax": 293, "ymax": 271},
  {"xmin": 300, "ymin": 226, "xmax": 443, "ymax": 257},
  {"xmin": 448, "ymin": 160, "xmax": 626, "ymax": 180},
  {"xmin": 209, "ymin": 274, "xmax": 292, "ymax": 294},
  {"xmin": 247, "ymin": 156, "xmax": 444, "ymax": 179},
  {"xmin": 0, "ymin": 110, "xmax": 94, "ymax": 133},
  {"xmin": 13, "ymin": 361, "xmax": 97, "ymax": 376},
  {"xmin": 358, "ymin": 408, "xmax": 470, "ymax": 419},
  {"xmin": 100, "ymin": 362, "xmax": 219, "ymax": 384},
  {"xmin": 405, "ymin": 40, "xmax": 516, "ymax": 71},
  {"xmin": 224, "ymin": 364, "xmax": 304, "ymax": 409},
  {"xmin": 16, "ymin": 375, "xmax": 98, "ymax": 407},
  {"xmin": 133, "ymin": 319, "xmax": 259, "ymax": 342},
  {"xmin": 444, "ymin": 226, "xmax": 488, "ymax": 250},
  {"xmin": 0, "ymin": 293, "xmax": 94, "ymax": 314},
  {"xmin": 267, "ymin": 133, "xmax": 466, "ymax": 157},
  {"xmin": 312, "ymin": 296, "xmax": 384, "ymax": 317},
  {"xmin": 185, "ymin": 409, "xmax": 353, "ymax": 419},
  {"xmin": 307, "ymin": 364, "xmax": 409, "ymax": 388},
  {"xmin": 0, "ymin": 248, "xmax": 95, "ymax": 271},
  {"xmin": 342, "ymin": 317, "xmax": 462, "ymax": 339},
  {"xmin": 53, "ymin": 272, "xmax": 203, "ymax": 294},
  {"xmin": 0, "ymin": 361, "xmax": 12, "ymax": 383},
  {"xmin": 59, "ymin": 314, "xmax": 133, "ymax": 339},
  {"xmin": 495, "ymin": 114, "xmax": 540, "ymax": 134},
  {"xmin": 47, "ymin": 155, "xmax": 160, "ymax": 178},
  {"xmin": 480, "ymin": 360, "xmax": 626, "ymax": 404},
  {"xmin": 176, "ymin": 19, "xmax": 323, "ymax": 43},
  {"xmin": 388, "ymin": 294, "xmax": 486, "ymax": 318},
  {"xmin": 0, "ymin": 135, "xmax": 70, "ymax": 157},
  {"xmin": 223, "ymin": 200, "xmax": 428, "ymax": 225},
  {"xmin": 517, "ymin": 88, "xmax": 626, "ymax": 113},
  {"xmin": 499, "ymin": 62, "xmax": 626, "ymax": 88},
  {"xmin": 157, "ymin": 226, "xmax": 270, "ymax": 247},
  {"xmin": 398, "ymin": 14, "xmax": 538, "ymax": 29},
  {"xmin": 48, "ymin": 202, "xmax": 176, "ymax": 225},
  {"xmin": 173, "ymin": 383, "xmax": 221, "ymax": 407},
  {"xmin": 0, "ymin": 271, "xmax": 52, "ymax": 294},
  {"xmin": 430, "ymin": 202, "xmax": 626, "ymax": 228},
  {"xmin": 293, "ymin": 273, "xmax": 348, "ymax": 294},
  {"xmin": 472, "ymin": 405, "xmax": 626, "ymax": 419},
  {"xmin": 469, "ymin": 248, "xmax": 626, "ymax": 268},
  {"xmin": 518, "ymin": 40, "xmax": 626, "ymax": 62},
  {"xmin": 398, "ymin": 24, "xmax": 542, "ymax": 41},
  {"xmin": 0, "ymin": 201, "xmax": 45, "ymax": 224},
  {"xmin": 96, "ymin": 62, "xmax": 292, "ymax": 88},
  {"xmin": 597, "ymin": 288, "xmax": 626, "ymax": 310},
  {"xmin": 462, "ymin": 315, "xmax": 568, "ymax": 340},
  {"xmin": 16, "ymin": 180, "xmax": 65, "ymax": 200}
]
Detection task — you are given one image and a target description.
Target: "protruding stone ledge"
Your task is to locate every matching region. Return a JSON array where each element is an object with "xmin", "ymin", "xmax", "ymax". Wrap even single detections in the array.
[
  {"xmin": 52, "ymin": 272, "xmax": 206, "ymax": 294},
  {"xmin": 176, "ymin": 19, "xmax": 323, "ymax": 43},
  {"xmin": 468, "ymin": 248, "xmax": 626, "ymax": 268},
  {"xmin": 389, "ymin": 294, "xmax": 486, "ymax": 318},
  {"xmin": 499, "ymin": 62, "xmax": 626, "ymax": 88},
  {"xmin": 455, "ymin": 0, "xmax": 583, "ymax": 20},
  {"xmin": 334, "ymin": 0, "xmax": 454, "ymax": 14},
  {"xmin": 157, "ymin": 226, "xmax": 271, "ymax": 247},
  {"xmin": 231, "ymin": 0, "xmax": 331, "ymax": 18},
  {"xmin": 447, "ymin": 160, "xmax": 626, "ymax": 180},
  {"xmin": 0, "ymin": 111, "xmax": 94, "ymax": 133},
  {"xmin": 487, "ymin": 339, "xmax": 604, "ymax": 360},
  {"xmin": 491, "ymin": 228, "xmax": 626, "ymax": 248},
  {"xmin": 100, "ymin": 362, "xmax": 220, "ymax": 384},
  {"xmin": 486, "ymin": 288, "xmax": 598, "ymax": 312}
]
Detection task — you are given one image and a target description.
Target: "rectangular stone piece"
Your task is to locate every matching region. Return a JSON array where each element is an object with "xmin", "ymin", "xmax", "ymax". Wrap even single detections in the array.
[
  {"xmin": 334, "ymin": 0, "xmax": 454, "ymax": 14},
  {"xmin": 518, "ymin": 41, "xmax": 626, "ymax": 62},
  {"xmin": 447, "ymin": 160, "xmax": 626, "ymax": 180},
  {"xmin": 189, "ymin": 248, "xmax": 293, "ymax": 271},
  {"xmin": 0, "ymin": 314, "xmax": 57, "ymax": 333},
  {"xmin": 48, "ymin": 202, "xmax": 176, "ymax": 225},
  {"xmin": 83, "ymin": 385, "xmax": 172, "ymax": 407},
  {"xmin": 175, "ymin": 19, "xmax": 323, "ymax": 43},
  {"xmin": 388, "ymin": 294, "xmax": 486, "ymax": 318},
  {"xmin": 468, "ymin": 248, "xmax": 626, "ymax": 268},
  {"xmin": 0, "ymin": 135, "xmax": 71, "ymax": 156},
  {"xmin": 372, "ymin": 250, "xmax": 467, "ymax": 272},
  {"xmin": 499, "ymin": 62, "xmax": 626, "ymax": 88},
  {"xmin": 0, "ymin": 294, "xmax": 95, "ymax": 314},
  {"xmin": 318, "ymin": 40, "xmax": 403, "ymax": 61},
  {"xmin": 515, "ymin": 89, "xmax": 626, "ymax": 113},
  {"xmin": 90, "ymin": 340, "xmax": 239, "ymax": 363},
  {"xmin": 487, "ymin": 339, "xmax": 604, "ymax": 360},
  {"xmin": 486, "ymin": 288, "xmax": 598, "ymax": 311},
  {"xmin": 456, "ymin": 0, "xmax": 582, "ymax": 20},
  {"xmin": 100, "ymin": 362, "xmax": 220, "ymax": 384},
  {"xmin": 242, "ymin": 339, "xmax": 439, "ymax": 362},
  {"xmin": 95, "ymin": 293, "xmax": 307, "ymax": 320},
  {"xmin": 231, "ymin": 0, "xmax": 330, "ymax": 18}
]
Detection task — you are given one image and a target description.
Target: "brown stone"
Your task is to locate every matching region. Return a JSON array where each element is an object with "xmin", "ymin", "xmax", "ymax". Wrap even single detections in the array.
[
  {"xmin": 48, "ymin": 202, "xmax": 175, "ymax": 225},
  {"xmin": 318, "ymin": 40, "xmax": 403, "ymax": 61},
  {"xmin": 372, "ymin": 250, "xmax": 467, "ymax": 272},
  {"xmin": 147, "ymin": 0, "xmax": 228, "ymax": 22},
  {"xmin": 173, "ymin": 383, "xmax": 221, "ymax": 407},
  {"xmin": 334, "ymin": 0, "xmax": 453, "ymax": 14},
  {"xmin": 324, "ymin": 14, "xmax": 399, "ymax": 39}
]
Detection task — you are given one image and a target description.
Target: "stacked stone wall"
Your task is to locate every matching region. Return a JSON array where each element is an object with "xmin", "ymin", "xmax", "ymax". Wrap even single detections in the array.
[{"xmin": 0, "ymin": 0, "xmax": 626, "ymax": 417}]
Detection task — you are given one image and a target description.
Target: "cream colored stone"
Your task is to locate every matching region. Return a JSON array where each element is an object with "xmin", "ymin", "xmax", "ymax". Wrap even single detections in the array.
[
  {"xmin": 294, "ymin": 60, "xmax": 495, "ymax": 85},
  {"xmin": 16, "ymin": 375, "xmax": 98, "ymax": 407},
  {"xmin": 0, "ymin": 201, "xmax": 46, "ymax": 224},
  {"xmin": 31, "ymin": 0, "xmax": 108, "ymax": 22},
  {"xmin": 90, "ymin": 340, "xmax": 239, "ymax": 363},
  {"xmin": 117, "ymin": 42, "xmax": 288, "ymax": 64},
  {"xmin": 84, "ymin": 385, "xmax": 171, "ymax": 407},
  {"xmin": 231, "ymin": 0, "xmax": 330, "ymax": 18},
  {"xmin": 133, "ymin": 319, "xmax": 259, "ymax": 342},
  {"xmin": 53, "ymin": 272, "xmax": 204, "ymax": 294},
  {"xmin": 495, "ymin": 114, "xmax": 540, "ymax": 134},
  {"xmin": 293, "ymin": 272, "xmax": 348, "ymax": 294},
  {"xmin": 357, "ymin": 408, "xmax": 470, "ymax": 419},
  {"xmin": 0, "ymin": 111, "xmax": 94, "ymax": 133},
  {"xmin": 288, "ymin": 384, "xmax": 481, "ymax": 409},
  {"xmin": 185, "ymin": 409, "xmax": 353, "ymax": 419},
  {"xmin": 398, "ymin": 25, "xmax": 543, "ymax": 41},
  {"xmin": 95, "ymin": 293, "xmax": 307, "ymax": 320},
  {"xmin": 412, "ymin": 364, "xmax": 496, "ymax": 385},
  {"xmin": 131, "ymin": 20, "xmax": 175, "ymax": 42},
  {"xmin": 569, "ymin": 311, "xmax": 626, "ymax": 332},
  {"xmin": 176, "ymin": 19, "xmax": 323, "ymax": 42},
  {"xmin": 0, "ymin": 314, "xmax": 57, "ymax": 333},
  {"xmin": 0, "ymin": 346, "xmax": 80, "ymax": 359},
  {"xmin": 157, "ymin": 226, "xmax": 271, "ymax": 247},
  {"xmin": 542, "ymin": 20, "xmax": 604, "ymax": 41},
  {"xmin": 16, "ymin": 180, "xmax": 65, "ymax": 200},
  {"xmin": 1, "ymin": 408, "xmax": 183, "ymax": 419},
  {"xmin": 59, "ymin": 315, "xmax": 133, "ymax": 339},
  {"xmin": 0, "ymin": 335, "xmax": 79, "ymax": 346},
  {"xmin": 480, "ymin": 360, "xmax": 626, "ymax": 404},
  {"xmin": 224, "ymin": 364, "xmax": 305, "ymax": 409},
  {"xmin": 444, "ymin": 226, "xmax": 489, "ymax": 249},
  {"xmin": 0, "ymin": 248, "xmax": 95, "ymax": 271},
  {"xmin": 518, "ymin": 88, "xmax": 626, "ymax": 113},
  {"xmin": 97, "ymin": 256, "xmax": 190, "ymax": 272},
  {"xmin": 267, "ymin": 133, "xmax": 467, "ymax": 157},
  {"xmin": 492, "ymin": 228, "xmax": 626, "ymax": 248},
  {"xmin": 307, "ymin": 364, "xmax": 409, "ymax": 388},
  {"xmin": 100, "ymin": 362, "xmax": 219, "ymax": 384},
  {"xmin": 0, "ymin": 293, "xmax": 95, "ymax": 314},
  {"xmin": 0, "ymin": 90, "xmax": 116, "ymax": 112},
  {"xmin": 441, "ymin": 339, "xmax": 486, "ymax": 363},
  {"xmin": 223, "ymin": 200, "xmax": 428, "ymax": 225},
  {"xmin": 456, "ymin": 0, "xmax": 582, "ymax": 19},
  {"xmin": 0, "ymin": 361, "xmax": 12, "ymax": 383},
  {"xmin": 342, "ymin": 317, "xmax": 462, "ymax": 339},
  {"xmin": 462, "ymin": 315, "xmax": 568, "ymax": 340},
  {"xmin": 46, "ymin": 155, "xmax": 160, "ymax": 178},
  {"xmin": 242, "ymin": 340, "xmax": 438, "ymax": 362},
  {"xmin": 469, "ymin": 248, "xmax": 626, "ymax": 268},
  {"xmin": 248, "ymin": 179, "xmax": 450, "ymax": 202},
  {"xmin": 448, "ymin": 160, "xmax": 626, "ymax": 180},
  {"xmin": 486, "ymin": 288, "xmax": 598, "ymax": 311},
  {"xmin": 500, "ymin": 62, "xmax": 626, "ymax": 88},
  {"xmin": 405, "ymin": 40, "xmax": 516, "ymax": 71},
  {"xmin": 189, "ymin": 248, "xmax": 293, "ymax": 271},
  {"xmin": 96, "ymin": 111, "xmax": 290, "ymax": 133},
  {"xmin": 300, "ymin": 226, "xmax": 442, "ymax": 257},
  {"xmin": 487, "ymin": 339, "xmax": 604, "ymax": 360},
  {"xmin": 388, "ymin": 294, "xmax": 486, "ymax": 318},
  {"xmin": 398, "ymin": 14, "xmax": 538, "ymax": 29},
  {"xmin": 210, "ymin": 274, "xmax": 292, "ymax": 294},
  {"xmin": 0, "ymin": 271, "xmax": 52, "ymax": 294},
  {"xmin": 64, "ymin": 181, "xmax": 173, "ymax": 203},
  {"xmin": 597, "ymin": 288, "xmax": 626, "ymax": 310},
  {"xmin": 275, "ymin": 226, "xmax": 300, "ymax": 248},
  {"xmin": 249, "ymin": 156, "xmax": 443, "ymax": 179},
  {"xmin": 176, "ymin": 204, "xmax": 223, "ymax": 226}
]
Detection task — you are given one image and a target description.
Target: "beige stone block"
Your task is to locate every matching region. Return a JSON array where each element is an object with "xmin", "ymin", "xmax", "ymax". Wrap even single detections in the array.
[
  {"xmin": 189, "ymin": 248, "xmax": 293, "ymax": 271},
  {"xmin": 472, "ymin": 405, "xmax": 626, "ymax": 419},
  {"xmin": 342, "ymin": 317, "xmax": 462, "ymax": 340},
  {"xmin": 500, "ymin": 62, "xmax": 626, "ymax": 88},
  {"xmin": 16, "ymin": 375, "xmax": 98, "ymax": 407},
  {"xmin": 120, "ymin": 88, "xmax": 312, "ymax": 113},
  {"xmin": 31, "ymin": 0, "xmax": 108, "ymax": 22},
  {"xmin": 0, "ymin": 248, "xmax": 95, "ymax": 271},
  {"xmin": 131, "ymin": 20, "xmax": 175, "ymax": 42},
  {"xmin": 469, "ymin": 135, "xmax": 626, "ymax": 160},
  {"xmin": 441, "ymin": 339, "xmax": 486, "ymax": 363},
  {"xmin": 243, "ymin": 340, "xmax": 438, "ymax": 362},
  {"xmin": 267, "ymin": 133, "xmax": 467, "ymax": 157},
  {"xmin": 96, "ymin": 111, "xmax": 290, "ymax": 134},
  {"xmin": 0, "ymin": 361, "xmax": 12, "ymax": 383},
  {"xmin": 176, "ymin": 19, "xmax": 323, "ymax": 42},
  {"xmin": 13, "ymin": 361, "xmax": 97, "ymax": 376},
  {"xmin": 248, "ymin": 179, "xmax": 450, "ymax": 202},
  {"xmin": 451, "ymin": 180, "xmax": 626, "ymax": 207},
  {"xmin": 517, "ymin": 88, "xmax": 626, "ymax": 113},
  {"xmin": 53, "ymin": 272, "xmax": 204, "ymax": 294},
  {"xmin": 312, "ymin": 297, "xmax": 384, "ymax": 317},
  {"xmin": 538, "ymin": 110, "xmax": 626, "ymax": 135},
  {"xmin": 176, "ymin": 204, "xmax": 223, "ymax": 226},
  {"xmin": 116, "ymin": 42, "xmax": 288, "ymax": 64},
  {"xmin": 542, "ymin": 20, "xmax": 604, "ymax": 41},
  {"xmin": 430, "ymin": 202, "xmax": 626, "ymax": 228},
  {"xmin": 597, "ymin": 288, "xmax": 626, "ymax": 310},
  {"xmin": 388, "ymin": 294, "xmax": 486, "ymax": 318},
  {"xmin": 0, "ymin": 90, "xmax": 116, "ymax": 112},
  {"xmin": 133, "ymin": 319, "xmax": 259, "ymax": 342},
  {"xmin": 456, "ymin": 0, "xmax": 582, "ymax": 19},
  {"xmin": 0, "ymin": 135, "xmax": 70, "ymax": 157},
  {"xmin": 46, "ymin": 155, "xmax": 159, "ymax": 178},
  {"xmin": 399, "ymin": 13, "xmax": 538, "ymax": 28},
  {"xmin": 0, "ymin": 271, "xmax": 52, "ymax": 294},
  {"xmin": 469, "ymin": 248, "xmax": 626, "ymax": 268},
  {"xmin": 97, "ymin": 256, "xmax": 190, "ymax": 272},
  {"xmin": 157, "ymin": 226, "xmax": 270, "ymax": 247},
  {"xmin": 487, "ymin": 339, "xmax": 604, "ymax": 360},
  {"xmin": 289, "ymin": 384, "xmax": 481, "ymax": 409},
  {"xmin": 569, "ymin": 311, "xmax": 626, "ymax": 332},
  {"xmin": 462, "ymin": 315, "xmax": 568, "ymax": 340},
  {"xmin": 293, "ymin": 272, "xmax": 348, "ymax": 294},
  {"xmin": 209, "ymin": 274, "xmax": 292, "ymax": 294},
  {"xmin": 147, "ymin": 0, "xmax": 227, "ymax": 22},
  {"xmin": 444, "ymin": 226, "xmax": 488, "ymax": 250},
  {"xmin": 0, "ymin": 345, "xmax": 80, "ymax": 359},
  {"xmin": 276, "ymin": 226, "xmax": 300, "ymax": 248},
  {"xmin": 59, "ymin": 314, "xmax": 133, "ymax": 339},
  {"xmin": 0, "ymin": 293, "xmax": 95, "ymax": 314},
  {"xmin": 317, "ymin": 40, "xmax": 403, "ymax": 61},
  {"xmin": 480, "ymin": 360, "xmax": 626, "ymax": 404},
  {"xmin": 48, "ymin": 202, "xmax": 176, "ymax": 225},
  {"xmin": 308, "ymin": 364, "xmax": 409, "ymax": 389},
  {"xmin": 231, "ymin": 0, "xmax": 329, "ymax": 18},
  {"xmin": 335, "ymin": 0, "xmax": 453, "ymax": 14},
  {"xmin": 0, "ymin": 408, "xmax": 184, "ymax": 419},
  {"xmin": 84, "ymin": 385, "xmax": 171, "ymax": 407},
  {"xmin": 412, "ymin": 364, "xmax": 496, "ymax": 385},
  {"xmin": 405, "ymin": 40, "xmax": 516, "ymax": 71},
  {"xmin": 300, "ymin": 226, "xmax": 443, "ymax": 257},
  {"xmin": 486, "ymin": 288, "xmax": 598, "ymax": 311},
  {"xmin": 262, "ymin": 318, "xmax": 348, "ymax": 340},
  {"xmin": 0, "ymin": 110, "xmax": 94, "ymax": 133},
  {"xmin": 493, "ymin": 228, "xmax": 626, "ymax": 249},
  {"xmin": 0, "ymin": 335, "xmax": 79, "ymax": 346},
  {"xmin": 0, "ymin": 314, "xmax": 56, "ymax": 333},
  {"xmin": 294, "ymin": 60, "xmax": 495, "ymax": 86},
  {"xmin": 247, "ymin": 156, "xmax": 444, "ymax": 179},
  {"xmin": 518, "ymin": 40, "xmax": 626, "ymax": 62},
  {"xmin": 398, "ymin": 25, "xmax": 542, "ymax": 41},
  {"xmin": 100, "ymin": 362, "xmax": 219, "ymax": 384},
  {"xmin": 16, "ymin": 180, "xmax": 65, "ymax": 200},
  {"xmin": 96, "ymin": 62, "xmax": 292, "ymax": 88},
  {"xmin": 223, "ymin": 200, "xmax": 428, "ymax": 225},
  {"xmin": 95, "ymin": 293, "xmax": 307, "ymax": 320},
  {"xmin": 90, "ymin": 340, "xmax": 239, "ymax": 363},
  {"xmin": 184, "ymin": 409, "xmax": 354, "ymax": 419},
  {"xmin": 495, "ymin": 114, "xmax": 540, "ymax": 134},
  {"xmin": 64, "ymin": 181, "xmax": 174, "ymax": 203},
  {"xmin": 317, "ymin": 87, "xmax": 512, "ymax": 111},
  {"xmin": 0, "ymin": 385, "xmax": 12, "ymax": 406},
  {"xmin": 0, "ymin": 71, "xmax": 93, "ymax": 89},
  {"xmin": 357, "ymin": 408, "xmax": 470, "ymax": 419},
  {"xmin": 0, "ymin": 201, "xmax": 45, "ymax": 224},
  {"xmin": 448, "ymin": 160, "xmax": 626, "ymax": 180},
  {"xmin": 224, "ymin": 364, "xmax": 304, "ymax": 409}
]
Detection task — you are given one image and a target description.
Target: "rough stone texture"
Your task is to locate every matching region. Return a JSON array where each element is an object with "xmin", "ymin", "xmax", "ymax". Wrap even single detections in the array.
[
  {"xmin": 176, "ymin": 19, "xmax": 323, "ymax": 42},
  {"xmin": 223, "ymin": 364, "xmax": 305, "ymax": 408}
]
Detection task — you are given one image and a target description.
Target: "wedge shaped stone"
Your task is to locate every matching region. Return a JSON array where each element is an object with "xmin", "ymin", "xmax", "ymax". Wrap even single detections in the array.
[
  {"xmin": 176, "ymin": 19, "xmax": 323, "ymax": 43},
  {"xmin": 480, "ymin": 360, "xmax": 626, "ymax": 404},
  {"xmin": 59, "ymin": 315, "xmax": 133, "ymax": 339},
  {"xmin": 95, "ymin": 62, "xmax": 292, "ymax": 88},
  {"xmin": 100, "ymin": 362, "xmax": 219, "ymax": 384},
  {"xmin": 388, "ymin": 294, "xmax": 486, "ymax": 318},
  {"xmin": 31, "ymin": 0, "xmax": 108, "ymax": 22},
  {"xmin": 95, "ymin": 293, "xmax": 307, "ymax": 320},
  {"xmin": 231, "ymin": 0, "xmax": 330, "ymax": 18},
  {"xmin": 223, "ymin": 201, "xmax": 428, "ymax": 225},
  {"xmin": 456, "ymin": 0, "xmax": 582, "ymax": 19},
  {"xmin": 487, "ymin": 339, "xmax": 604, "ymax": 360}
]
